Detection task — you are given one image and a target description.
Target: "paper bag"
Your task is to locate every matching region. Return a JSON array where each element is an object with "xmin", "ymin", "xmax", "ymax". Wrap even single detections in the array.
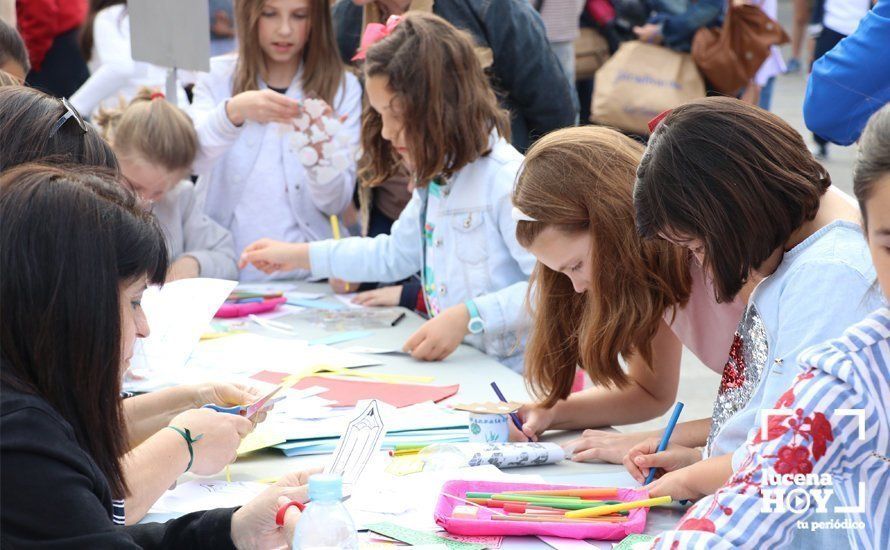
[{"xmin": 591, "ymin": 41, "xmax": 705, "ymax": 135}]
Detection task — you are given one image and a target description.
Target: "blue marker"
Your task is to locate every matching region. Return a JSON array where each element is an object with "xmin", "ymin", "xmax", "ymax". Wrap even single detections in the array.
[{"xmin": 644, "ymin": 401, "xmax": 685, "ymax": 485}]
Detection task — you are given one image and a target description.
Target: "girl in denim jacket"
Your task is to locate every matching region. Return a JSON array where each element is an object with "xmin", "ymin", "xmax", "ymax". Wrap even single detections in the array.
[{"xmin": 239, "ymin": 13, "xmax": 535, "ymax": 370}]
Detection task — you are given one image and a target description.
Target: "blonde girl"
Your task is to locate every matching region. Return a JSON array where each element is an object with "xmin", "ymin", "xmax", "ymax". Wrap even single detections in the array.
[{"xmin": 97, "ymin": 89, "xmax": 238, "ymax": 281}]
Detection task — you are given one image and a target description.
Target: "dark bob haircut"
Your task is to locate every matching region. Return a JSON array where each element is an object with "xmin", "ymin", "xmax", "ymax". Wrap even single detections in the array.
[
  {"xmin": 634, "ymin": 97, "xmax": 830, "ymax": 302},
  {"xmin": 0, "ymin": 163, "xmax": 168, "ymax": 498}
]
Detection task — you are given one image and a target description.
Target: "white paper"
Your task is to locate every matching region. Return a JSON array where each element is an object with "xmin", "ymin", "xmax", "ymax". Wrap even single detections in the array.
[
  {"xmin": 149, "ymin": 480, "xmax": 266, "ymax": 515},
  {"xmin": 538, "ymin": 537, "xmax": 597, "ymax": 549},
  {"xmin": 326, "ymin": 400, "xmax": 386, "ymax": 486},
  {"xmin": 460, "ymin": 442, "xmax": 566, "ymax": 469},
  {"xmin": 348, "ymin": 464, "xmax": 546, "ymax": 530},
  {"xmin": 333, "ymin": 293, "xmax": 364, "ymax": 309},
  {"xmin": 126, "ymin": 278, "xmax": 237, "ymax": 391}
]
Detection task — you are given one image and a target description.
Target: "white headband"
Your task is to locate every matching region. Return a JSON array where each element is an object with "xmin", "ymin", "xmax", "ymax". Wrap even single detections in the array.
[{"xmin": 511, "ymin": 206, "xmax": 537, "ymax": 223}]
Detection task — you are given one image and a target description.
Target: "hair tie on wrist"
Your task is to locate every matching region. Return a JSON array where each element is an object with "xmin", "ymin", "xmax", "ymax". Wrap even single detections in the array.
[
  {"xmin": 150, "ymin": 91, "xmax": 166, "ymax": 101},
  {"xmin": 166, "ymin": 426, "xmax": 203, "ymax": 472}
]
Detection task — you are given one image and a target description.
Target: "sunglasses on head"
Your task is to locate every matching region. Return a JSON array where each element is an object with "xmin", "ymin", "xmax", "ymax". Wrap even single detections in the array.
[{"xmin": 48, "ymin": 97, "xmax": 88, "ymax": 138}]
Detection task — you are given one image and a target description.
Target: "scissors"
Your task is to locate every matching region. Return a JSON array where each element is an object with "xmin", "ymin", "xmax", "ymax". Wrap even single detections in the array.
[{"xmin": 203, "ymin": 385, "xmax": 285, "ymax": 419}]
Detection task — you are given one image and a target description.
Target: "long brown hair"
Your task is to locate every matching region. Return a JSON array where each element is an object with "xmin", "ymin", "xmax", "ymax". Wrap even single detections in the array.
[
  {"xmin": 95, "ymin": 88, "xmax": 198, "ymax": 171},
  {"xmin": 634, "ymin": 97, "xmax": 831, "ymax": 302},
  {"xmin": 515, "ymin": 127, "xmax": 691, "ymax": 406},
  {"xmin": 232, "ymin": 0, "xmax": 344, "ymax": 105},
  {"xmin": 359, "ymin": 12, "xmax": 510, "ymax": 188},
  {"xmin": 1, "ymin": 164, "xmax": 168, "ymax": 498}
]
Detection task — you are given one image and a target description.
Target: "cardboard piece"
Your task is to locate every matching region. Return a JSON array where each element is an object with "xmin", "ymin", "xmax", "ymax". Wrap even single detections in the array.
[
  {"xmin": 452, "ymin": 401, "xmax": 522, "ymax": 414},
  {"xmin": 129, "ymin": 0, "xmax": 210, "ymax": 71}
]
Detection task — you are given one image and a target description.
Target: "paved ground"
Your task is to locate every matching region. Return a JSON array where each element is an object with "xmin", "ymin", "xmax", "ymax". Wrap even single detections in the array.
[{"xmin": 621, "ymin": 0, "xmax": 858, "ymax": 435}]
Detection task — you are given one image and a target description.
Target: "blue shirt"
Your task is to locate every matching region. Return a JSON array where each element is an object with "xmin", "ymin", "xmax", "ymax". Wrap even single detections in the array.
[
  {"xmin": 708, "ymin": 221, "xmax": 882, "ymax": 461},
  {"xmin": 804, "ymin": 0, "xmax": 890, "ymax": 145}
]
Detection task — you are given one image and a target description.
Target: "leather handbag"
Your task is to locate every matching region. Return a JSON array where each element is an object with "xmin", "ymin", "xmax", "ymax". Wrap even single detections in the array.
[{"xmin": 691, "ymin": 1, "xmax": 790, "ymax": 95}]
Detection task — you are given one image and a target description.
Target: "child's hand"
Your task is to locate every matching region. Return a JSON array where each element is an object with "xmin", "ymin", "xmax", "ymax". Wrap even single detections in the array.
[
  {"xmin": 226, "ymin": 90, "xmax": 300, "ymax": 126},
  {"xmin": 402, "ymin": 303, "xmax": 470, "ymax": 361},
  {"xmin": 564, "ymin": 429, "xmax": 650, "ymax": 464},
  {"xmin": 328, "ymin": 278, "xmax": 356, "ymax": 294},
  {"xmin": 624, "ymin": 438, "xmax": 703, "ymax": 484},
  {"xmin": 238, "ymin": 239, "xmax": 309, "ymax": 274},
  {"xmin": 352, "ymin": 285, "xmax": 402, "ymax": 307},
  {"xmin": 290, "ymin": 98, "xmax": 353, "ymax": 185},
  {"xmin": 643, "ymin": 467, "xmax": 702, "ymax": 501},
  {"xmin": 510, "ymin": 403, "xmax": 557, "ymax": 442}
]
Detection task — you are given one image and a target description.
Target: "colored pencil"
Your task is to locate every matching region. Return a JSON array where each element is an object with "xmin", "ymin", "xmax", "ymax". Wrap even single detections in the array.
[
  {"xmin": 492, "ymin": 515, "xmax": 628, "ymax": 524},
  {"xmin": 566, "ymin": 496, "xmax": 672, "ymax": 519},
  {"xmin": 443, "ymin": 493, "xmax": 508, "ymax": 517},
  {"xmin": 505, "ymin": 488, "xmax": 619, "ymax": 498},
  {"xmin": 645, "ymin": 401, "xmax": 685, "ymax": 484},
  {"xmin": 466, "ymin": 496, "xmax": 619, "ymax": 511},
  {"xmin": 489, "ymin": 381, "xmax": 529, "ymax": 441}
]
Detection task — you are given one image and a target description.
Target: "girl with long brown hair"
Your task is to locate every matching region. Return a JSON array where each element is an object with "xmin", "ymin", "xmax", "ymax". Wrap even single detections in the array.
[
  {"xmin": 239, "ymin": 13, "xmax": 535, "ymax": 369},
  {"xmin": 191, "ymin": 0, "xmax": 362, "ymax": 282},
  {"xmin": 510, "ymin": 125, "xmax": 745, "ymax": 464}
]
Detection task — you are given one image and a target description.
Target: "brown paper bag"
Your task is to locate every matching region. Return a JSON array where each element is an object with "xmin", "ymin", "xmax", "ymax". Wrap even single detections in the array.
[{"xmin": 591, "ymin": 41, "xmax": 705, "ymax": 135}]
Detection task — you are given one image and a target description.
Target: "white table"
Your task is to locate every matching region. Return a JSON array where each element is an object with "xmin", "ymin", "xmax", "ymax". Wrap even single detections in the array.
[{"xmin": 152, "ymin": 282, "xmax": 688, "ymax": 546}]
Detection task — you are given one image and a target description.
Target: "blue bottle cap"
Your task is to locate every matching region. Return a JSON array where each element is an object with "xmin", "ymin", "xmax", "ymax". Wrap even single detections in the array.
[{"xmin": 308, "ymin": 473, "xmax": 343, "ymax": 502}]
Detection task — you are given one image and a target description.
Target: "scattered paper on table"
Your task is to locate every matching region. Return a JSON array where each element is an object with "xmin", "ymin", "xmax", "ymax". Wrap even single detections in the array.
[
  {"xmin": 613, "ymin": 534, "xmax": 655, "ymax": 550},
  {"xmin": 326, "ymin": 400, "xmax": 386, "ymax": 486},
  {"xmin": 149, "ymin": 480, "xmax": 266, "ymax": 515},
  {"xmin": 127, "ymin": 278, "xmax": 237, "ymax": 392}
]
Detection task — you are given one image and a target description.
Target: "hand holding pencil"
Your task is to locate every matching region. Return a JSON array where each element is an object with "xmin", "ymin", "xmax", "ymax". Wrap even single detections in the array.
[{"xmin": 622, "ymin": 438, "xmax": 703, "ymax": 484}]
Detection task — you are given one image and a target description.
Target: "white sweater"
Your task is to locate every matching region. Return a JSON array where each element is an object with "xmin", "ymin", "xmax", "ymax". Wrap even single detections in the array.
[{"xmin": 189, "ymin": 55, "xmax": 362, "ymax": 281}]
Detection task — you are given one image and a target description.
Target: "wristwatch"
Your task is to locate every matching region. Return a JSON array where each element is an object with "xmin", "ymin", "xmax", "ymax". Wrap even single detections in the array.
[{"xmin": 465, "ymin": 300, "xmax": 484, "ymax": 334}]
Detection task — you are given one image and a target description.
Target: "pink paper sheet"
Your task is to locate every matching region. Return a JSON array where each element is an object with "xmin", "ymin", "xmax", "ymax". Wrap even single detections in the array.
[{"xmin": 435, "ymin": 480, "xmax": 648, "ymax": 540}]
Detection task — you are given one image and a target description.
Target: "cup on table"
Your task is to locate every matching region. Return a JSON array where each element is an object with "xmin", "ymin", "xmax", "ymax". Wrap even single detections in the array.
[{"xmin": 468, "ymin": 412, "xmax": 509, "ymax": 443}]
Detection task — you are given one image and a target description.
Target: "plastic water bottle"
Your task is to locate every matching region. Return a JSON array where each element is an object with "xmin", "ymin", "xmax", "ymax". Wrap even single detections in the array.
[{"xmin": 292, "ymin": 474, "xmax": 358, "ymax": 550}]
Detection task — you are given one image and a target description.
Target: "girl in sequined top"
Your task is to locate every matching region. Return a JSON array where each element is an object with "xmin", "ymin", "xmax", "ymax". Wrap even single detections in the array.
[
  {"xmin": 630, "ymin": 97, "xmax": 882, "ymax": 506},
  {"xmin": 648, "ymin": 100, "xmax": 890, "ymax": 550}
]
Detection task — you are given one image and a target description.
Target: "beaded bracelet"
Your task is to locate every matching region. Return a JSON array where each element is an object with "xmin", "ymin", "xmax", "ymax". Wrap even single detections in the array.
[{"xmin": 166, "ymin": 426, "xmax": 204, "ymax": 472}]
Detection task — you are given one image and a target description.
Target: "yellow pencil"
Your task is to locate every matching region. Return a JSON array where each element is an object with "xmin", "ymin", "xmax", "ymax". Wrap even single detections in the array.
[
  {"xmin": 565, "ymin": 496, "xmax": 672, "ymax": 519},
  {"xmin": 329, "ymin": 215, "xmax": 349, "ymax": 292}
]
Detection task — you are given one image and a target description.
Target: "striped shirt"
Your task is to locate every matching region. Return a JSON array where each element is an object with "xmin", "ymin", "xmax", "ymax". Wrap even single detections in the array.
[{"xmin": 652, "ymin": 307, "xmax": 890, "ymax": 549}]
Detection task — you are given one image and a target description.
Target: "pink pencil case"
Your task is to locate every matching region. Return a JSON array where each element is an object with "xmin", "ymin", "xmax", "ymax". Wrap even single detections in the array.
[
  {"xmin": 435, "ymin": 480, "xmax": 648, "ymax": 540},
  {"xmin": 215, "ymin": 296, "xmax": 287, "ymax": 318}
]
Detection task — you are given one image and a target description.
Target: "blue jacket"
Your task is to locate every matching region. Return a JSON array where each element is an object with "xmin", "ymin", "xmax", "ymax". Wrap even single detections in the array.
[
  {"xmin": 804, "ymin": 0, "xmax": 890, "ymax": 146},
  {"xmin": 331, "ymin": 0, "xmax": 576, "ymax": 152},
  {"xmin": 308, "ymin": 136, "xmax": 535, "ymax": 370}
]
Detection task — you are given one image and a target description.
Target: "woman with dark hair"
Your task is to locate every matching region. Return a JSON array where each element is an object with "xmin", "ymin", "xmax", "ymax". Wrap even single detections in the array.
[
  {"xmin": 0, "ymin": 164, "xmax": 309, "ymax": 546},
  {"xmin": 645, "ymin": 103, "xmax": 890, "ymax": 550},
  {"xmin": 628, "ymin": 97, "xmax": 882, "ymax": 513},
  {"xmin": 0, "ymin": 85, "xmax": 267, "ymax": 525}
]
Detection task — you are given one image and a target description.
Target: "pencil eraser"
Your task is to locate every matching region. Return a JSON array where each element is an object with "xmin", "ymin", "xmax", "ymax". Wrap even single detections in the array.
[{"xmin": 452, "ymin": 505, "xmax": 479, "ymax": 519}]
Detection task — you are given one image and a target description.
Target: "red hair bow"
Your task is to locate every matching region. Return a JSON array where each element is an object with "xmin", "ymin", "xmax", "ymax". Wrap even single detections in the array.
[
  {"xmin": 150, "ymin": 91, "xmax": 166, "ymax": 101},
  {"xmin": 647, "ymin": 109, "xmax": 672, "ymax": 133},
  {"xmin": 352, "ymin": 15, "xmax": 403, "ymax": 61}
]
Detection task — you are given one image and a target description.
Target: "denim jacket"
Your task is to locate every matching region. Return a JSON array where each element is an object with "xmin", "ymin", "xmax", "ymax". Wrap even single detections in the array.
[
  {"xmin": 331, "ymin": 0, "xmax": 575, "ymax": 152},
  {"xmin": 309, "ymin": 136, "xmax": 535, "ymax": 370},
  {"xmin": 648, "ymin": 0, "xmax": 724, "ymax": 52}
]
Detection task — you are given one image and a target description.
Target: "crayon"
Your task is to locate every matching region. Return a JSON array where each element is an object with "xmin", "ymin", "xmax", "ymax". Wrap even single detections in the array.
[{"xmin": 566, "ymin": 496, "xmax": 673, "ymax": 519}]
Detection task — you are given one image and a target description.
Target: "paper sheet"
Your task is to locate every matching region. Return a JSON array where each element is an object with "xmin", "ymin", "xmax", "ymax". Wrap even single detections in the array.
[
  {"xmin": 126, "ymin": 278, "xmax": 237, "ymax": 391},
  {"xmin": 326, "ymin": 400, "xmax": 386, "ymax": 486},
  {"xmin": 149, "ymin": 480, "xmax": 266, "ymax": 515},
  {"xmin": 456, "ymin": 442, "xmax": 566, "ymax": 469},
  {"xmin": 538, "ymin": 537, "xmax": 597, "ymax": 550}
]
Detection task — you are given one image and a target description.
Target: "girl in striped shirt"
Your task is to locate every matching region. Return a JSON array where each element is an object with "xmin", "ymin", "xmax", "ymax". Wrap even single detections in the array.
[{"xmin": 649, "ymin": 104, "xmax": 890, "ymax": 549}]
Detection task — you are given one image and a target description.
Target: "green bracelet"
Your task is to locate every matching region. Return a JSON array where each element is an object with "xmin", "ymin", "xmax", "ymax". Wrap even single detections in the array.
[{"xmin": 166, "ymin": 426, "xmax": 204, "ymax": 472}]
